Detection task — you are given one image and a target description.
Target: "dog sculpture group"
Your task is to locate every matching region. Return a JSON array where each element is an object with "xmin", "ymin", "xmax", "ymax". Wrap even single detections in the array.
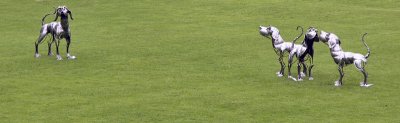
[
  {"xmin": 32, "ymin": 6, "xmax": 372, "ymax": 87},
  {"xmin": 259, "ymin": 25, "xmax": 372, "ymax": 87}
]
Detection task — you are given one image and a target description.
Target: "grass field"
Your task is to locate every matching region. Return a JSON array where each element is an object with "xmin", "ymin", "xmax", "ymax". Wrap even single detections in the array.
[{"xmin": 1, "ymin": 0, "xmax": 400, "ymax": 122}]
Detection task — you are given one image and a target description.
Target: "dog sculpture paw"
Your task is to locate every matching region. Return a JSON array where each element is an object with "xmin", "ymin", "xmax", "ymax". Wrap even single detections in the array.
[
  {"xmin": 34, "ymin": 53, "xmax": 40, "ymax": 58},
  {"xmin": 68, "ymin": 55, "xmax": 76, "ymax": 60},
  {"xmin": 334, "ymin": 81, "xmax": 342, "ymax": 87},
  {"xmin": 300, "ymin": 72, "xmax": 306, "ymax": 78},
  {"xmin": 56, "ymin": 55, "xmax": 63, "ymax": 60},
  {"xmin": 360, "ymin": 82, "xmax": 373, "ymax": 87},
  {"xmin": 309, "ymin": 77, "xmax": 314, "ymax": 80}
]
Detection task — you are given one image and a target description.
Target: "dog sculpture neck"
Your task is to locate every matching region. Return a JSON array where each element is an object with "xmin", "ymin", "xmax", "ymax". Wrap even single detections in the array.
[
  {"xmin": 60, "ymin": 15, "xmax": 69, "ymax": 31},
  {"xmin": 269, "ymin": 27, "xmax": 284, "ymax": 47},
  {"xmin": 328, "ymin": 39, "xmax": 343, "ymax": 53},
  {"xmin": 330, "ymin": 42, "xmax": 342, "ymax": 52}
]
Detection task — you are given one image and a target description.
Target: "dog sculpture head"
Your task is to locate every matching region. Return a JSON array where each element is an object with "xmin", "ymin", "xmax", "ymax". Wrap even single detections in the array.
[
  {"xmin": 259, "ymin": 25, "xmax": 280, "ymax": 40},
  {"xmin": 319, "ymin": 30, "xmax": 341, "ymax": 49},
  {"xmin": 54, "ymin": 6, "xmax": 73, "ymax": 21},
  {"xmin": 306, "ymin": 27, "xmax": 319, "ymax": 42},
  {"xmin": 259, "ymin": 25, "xmax": 272, "ymax": 37}
]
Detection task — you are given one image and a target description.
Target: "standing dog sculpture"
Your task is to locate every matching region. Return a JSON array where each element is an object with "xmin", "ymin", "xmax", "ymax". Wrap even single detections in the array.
[
  {"xmin": 259, "ymin": 25, "xmax": 303, "ymax": 77},
  {"xmin": 34, "ymin": 6, "xmax": 76, "ymax": 60},
  {"xmin": 318, "ymin": 31, "xmax": 372, "ymax": 87},
  {"xmin": 288, "ymin": 27, "xmax": 319, "ymax": 81}
]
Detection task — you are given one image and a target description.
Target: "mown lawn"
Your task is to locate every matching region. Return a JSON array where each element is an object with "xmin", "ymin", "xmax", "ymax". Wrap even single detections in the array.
[{"xmin": 0, "ymin": 0, "xmax": 399, "ymax": 122}]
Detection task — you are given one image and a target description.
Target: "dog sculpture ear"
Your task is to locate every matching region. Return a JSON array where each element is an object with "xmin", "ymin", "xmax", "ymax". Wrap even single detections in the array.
[
  {"xmin": 66, "ymin": 8, "xmax": 73, "ymax": 20},
  {"xmin": 314, "ymin": 33, "xmax": 320, "ymax": 42}
]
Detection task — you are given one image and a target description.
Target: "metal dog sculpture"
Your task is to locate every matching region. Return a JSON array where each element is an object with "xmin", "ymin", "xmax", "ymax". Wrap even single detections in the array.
[
  {"xmin": 318, "ymin": 31, "xmax": 372, "ymax": 87},
  {"xmin": 259, "ymin": 25, "xmax": 303, "ymax": 77},
  {"xmin": 288, "ymin": 27, "xmax": 319, "ymax": 81},
  {"xmin": 34, "ymin": 6, "xmax": 75, "ymax": 60}
]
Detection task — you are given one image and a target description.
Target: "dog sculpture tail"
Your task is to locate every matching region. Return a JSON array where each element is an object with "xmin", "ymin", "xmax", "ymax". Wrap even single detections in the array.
[
  {"xmin": 291, "ymin": 26, "xmax": 304, "ymax": 49},
  {"xmin": 362, "ymin": 33, "xmax": 370, "ymax": 59},
  {"xmin": 41, "ymin": 13, "xmax": 52, "ymax": 25}
]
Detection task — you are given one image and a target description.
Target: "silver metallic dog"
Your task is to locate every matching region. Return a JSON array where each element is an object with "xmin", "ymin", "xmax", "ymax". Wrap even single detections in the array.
[
  {"xmin": 34, "ymin": 6, "xmax": 76, "ymax": 60},
  {"xmin": 259, "ymin": 25, "xmax": 303, "ymax": 77},
  {"xmin": 318, "ymin": 31, "xmax": 372, "ymax": 87},
  {"xmin": 288, "ymin": 27, "xmax": 319, "ymax": 81}
]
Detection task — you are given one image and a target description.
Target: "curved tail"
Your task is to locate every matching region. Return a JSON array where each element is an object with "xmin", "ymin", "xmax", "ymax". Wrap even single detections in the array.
[
  {"xmin": 291, "ymin": 26, "xmax": 304, "ymax": 48},
  {"xmin": 362, "ymin": 33, "xmax": 370, "ymax": 59},
  {"xmin": 41, "ymin": 13, "xmax": 52, "ymax": 25}
]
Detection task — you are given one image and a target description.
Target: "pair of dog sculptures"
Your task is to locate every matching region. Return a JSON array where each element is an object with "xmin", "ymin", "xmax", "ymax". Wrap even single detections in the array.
[{"xmin": 259, "ymin": 25, "xmax": 372, "ymax": 87}]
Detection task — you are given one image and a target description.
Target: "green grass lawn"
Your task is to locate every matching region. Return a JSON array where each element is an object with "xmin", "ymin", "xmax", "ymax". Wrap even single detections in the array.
[{"xmin": 0, "ymin": 0, "xmax": 399, "ymax": 122}]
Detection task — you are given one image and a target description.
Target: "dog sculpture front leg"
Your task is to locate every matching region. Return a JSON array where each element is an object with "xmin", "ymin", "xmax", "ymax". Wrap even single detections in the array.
[
  {"xmin": 54, "ymin": 38, "xmax": 62, "ymax": 61},
  {"xmin": 308, "ymin": 57, "xmax": 314, "ymax": 80},
  {"xmin": 335, "ymin": 64, "xmax": 344, "ymax": 86},
  {"xmin": 65, "ymin": 35, "xmax": 76, "ymax": 59},
  {"xmin": 287, "ymin": 53, "xmax": 297, "ymax": 81},
  {"xmin": 278, "ymin": 51, "xmax": 285, "ymax": 77}
]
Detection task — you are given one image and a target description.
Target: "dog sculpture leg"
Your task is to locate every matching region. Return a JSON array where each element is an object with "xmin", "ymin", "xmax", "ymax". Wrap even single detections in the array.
[
  {"xmin": 47, "ymin": 40, "xmax": 54, "ymax": 56},
  {"xmin": 287, "ymin": 53, "xmax": 297, "ymax": 81},
  {"xmin": 308, "ymin": 57, "xmax": 314, "ymax": 80},
  {"xmin": 335, "ymin": 64, "xmax": 344, "ymax": 86},
  {"xmin": 301, "ymin": 62, "xmax": 307, "ymax": 78},
  {"xmin": 354, "ymin": 60, "xmax": 372, "ymax": 87},
  {"xmin": 54, "ymin": 37, "xmax": 62, "ymax": 61},
  {"xmin": 288, "ymin": 57, "xmax": 293, "ymax": 78},
  {"xmin": 297, "ymin": 62, "xmax": 303, "ymax": 81},
  {"xmin": 278, "ymin": 51, "xmax": 285, "ymax": 77},
  {"xmin": 65, "ymin": 35, "xmax": 76, "ymax": 59},
  {"xmin": 308, "ymin": 49, "xmax": 315, "ymax": 80},
  {"xmin": 35, "ymin": 31, "xmax": 48, "ymax": 58},
  {"xmin": 294, "ymin": 58, "xmax": 307, "ymax": 81}
]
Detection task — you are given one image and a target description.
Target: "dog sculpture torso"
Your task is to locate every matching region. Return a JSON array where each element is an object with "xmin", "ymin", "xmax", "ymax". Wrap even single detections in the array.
[{"xmin": 42, "ymin": 22, "xmax": 69, "ymax": 39}]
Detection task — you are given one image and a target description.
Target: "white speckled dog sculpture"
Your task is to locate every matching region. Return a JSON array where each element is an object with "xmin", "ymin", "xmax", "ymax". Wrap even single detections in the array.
[
  {"xmin": 35, "ymin": 6, "xmax": 76, "ymax": 60},
  {"xmin": 318, "ymin": 31, "xmax": 372, "ymax": 87},
  {"xmin": 259, "ymin": 25, "xmax": 303, "ymax": 77}
]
